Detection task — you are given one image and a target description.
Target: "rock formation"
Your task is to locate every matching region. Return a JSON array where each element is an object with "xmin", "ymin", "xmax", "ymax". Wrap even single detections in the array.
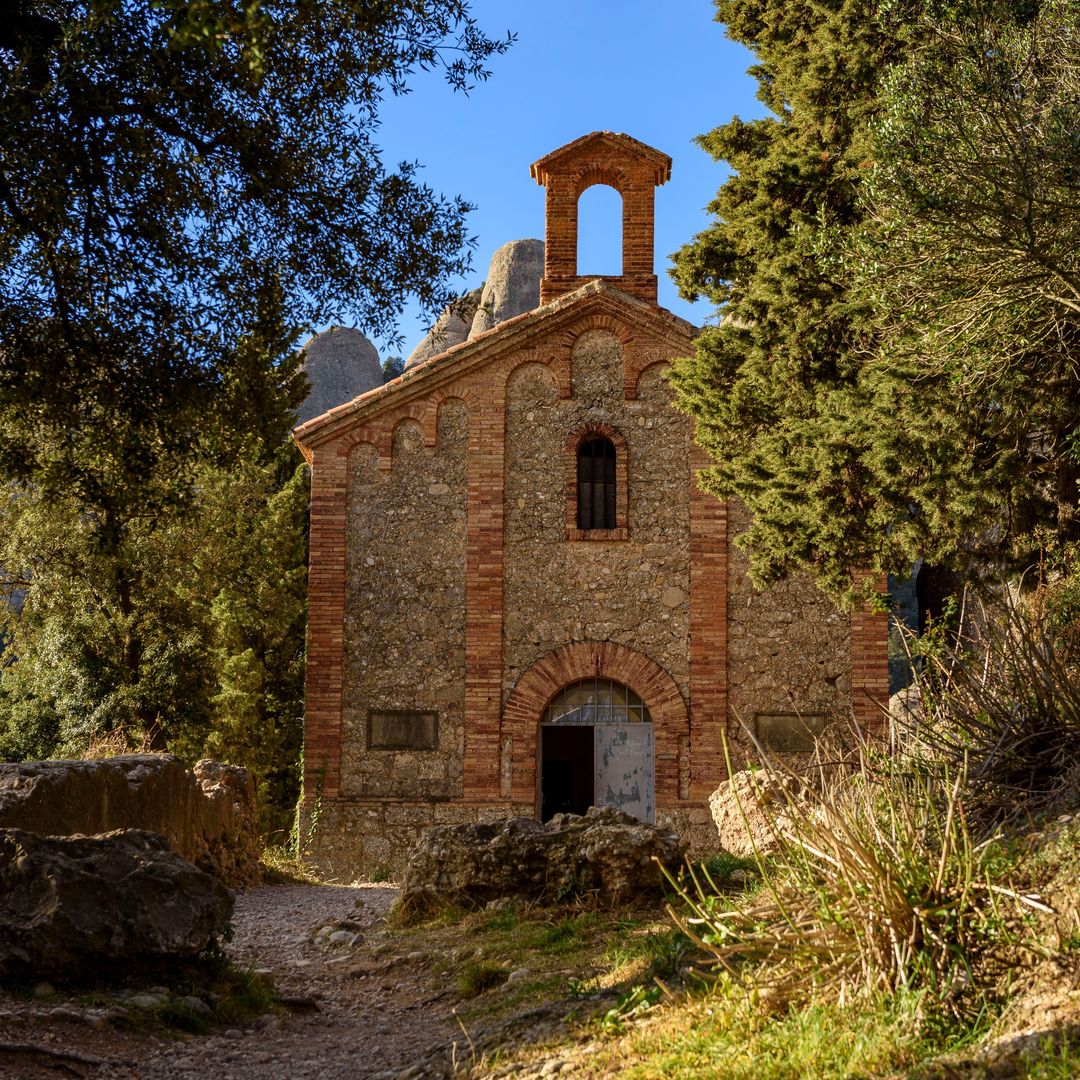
[
  {"xmin": 0, "ymin": 754, "xmax": 261, "ymax": 887},
  {"xmin": 468, "ymin": 238, "xmax": 544, "ymax": 337},
  {"xmin": 708, "ymin": 769, "xmax": 800, "ymax": 858},
  {"xmin": 400, "ymin": 806, "xmax": 683, "ymax": 914},
  {"xmin": 296, "ymin": 326, "xmax": 383, "ymax": 424},
  {"xmin": 402, "ymin": 239, "xmax": 544, "ymax": 370},
  {"xmin": 0, "ymin": 828, "xmax": 233, "ymax": 981},
  {"xmin": 404, "ymin": 287, "xmax": 483, "ymax": 370}
]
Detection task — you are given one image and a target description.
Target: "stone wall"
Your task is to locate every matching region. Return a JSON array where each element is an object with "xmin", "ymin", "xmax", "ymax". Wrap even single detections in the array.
[
  {"xmin": 0, "ymin": 754, "xmax": 261, "ymax": 887},
  {"xmin": 502, "ymin": 331, "xmax": 691, "ymax": 702},
  {"xmin": 301, "ymin": 799, "xmax": 532, "ymax": 881},
  {"xmin": 339, "ymin": 402, "xmax": 469, "ymax": 801},
  {"xmin": 725, "ymin": 500, "xmax": 853, "ymax": 759}
]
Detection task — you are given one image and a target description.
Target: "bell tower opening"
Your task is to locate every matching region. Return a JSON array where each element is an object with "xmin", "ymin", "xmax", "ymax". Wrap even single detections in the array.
[
  {"xmin": 576, "ymin": 183, "xmax": 623, "ymax": 278},
  {"xmin": 530, "ymin": 131, "xmax": 671, "ymax": 306}
]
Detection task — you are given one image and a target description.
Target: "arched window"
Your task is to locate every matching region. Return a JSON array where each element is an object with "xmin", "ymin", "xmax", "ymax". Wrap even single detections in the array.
[
  {"xmin": 577, "ymin": 436, "xmax": 616, "ymax": 530},
  {"xmin": 542, "ymin": 678, "xmax": 652, "ymax": 725}
]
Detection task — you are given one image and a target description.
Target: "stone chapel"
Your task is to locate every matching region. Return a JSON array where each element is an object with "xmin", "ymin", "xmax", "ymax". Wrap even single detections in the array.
[{"xmin": 292, "ymin": 132, "xmax": 889, "ymax": 877}]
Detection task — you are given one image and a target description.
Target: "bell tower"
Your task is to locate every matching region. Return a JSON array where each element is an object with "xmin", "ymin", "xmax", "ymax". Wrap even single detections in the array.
[{"xmin": 530, "ymin": 131, "xmax": 671, "ymax": 306}]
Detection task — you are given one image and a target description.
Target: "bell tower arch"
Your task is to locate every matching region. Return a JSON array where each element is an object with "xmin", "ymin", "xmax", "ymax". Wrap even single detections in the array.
[{"xmin": 530, "ymin": 131, "xmax": 671, "ymax": 306}]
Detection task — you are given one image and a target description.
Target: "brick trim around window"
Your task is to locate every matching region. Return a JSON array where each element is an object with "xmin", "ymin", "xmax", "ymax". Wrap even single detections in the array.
[{"xmin": 564, "ymin": 422, "xmax": 629, "ymax": 541}]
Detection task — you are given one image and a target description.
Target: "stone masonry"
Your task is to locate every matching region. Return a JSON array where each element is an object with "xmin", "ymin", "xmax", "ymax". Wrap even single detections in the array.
[{"xmin": 293, "ymin": 133, "xmax": 889, "ymax": 879}]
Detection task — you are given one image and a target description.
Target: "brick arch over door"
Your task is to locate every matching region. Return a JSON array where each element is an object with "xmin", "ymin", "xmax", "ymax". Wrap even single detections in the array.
[{"xmin": 502, "ymin": 642, "xmax": 688, "ymax": 807}]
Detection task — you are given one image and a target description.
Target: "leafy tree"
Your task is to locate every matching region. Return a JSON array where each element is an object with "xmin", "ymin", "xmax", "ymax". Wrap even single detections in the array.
[
  {"xmin": 0, "ymin": 439, "xmax": 309, "ymax": 825},
  {"xmin": 0, "ymin": 0, "xmax": 510, "ymax": 505},
  {"xmin": 851, "ymin": 0, "xmax": 1080, "ymax": 561},
  {"xmin": 670, "ymin": 0, "xmax": 1079, "ymax": 598},
  {"xmin": 0, "ymin": 1, "xmax": 510, "ymax": 807},
  {"xmin": 382, "ymin": 355, "xmax": 406, "ymax": 382}
]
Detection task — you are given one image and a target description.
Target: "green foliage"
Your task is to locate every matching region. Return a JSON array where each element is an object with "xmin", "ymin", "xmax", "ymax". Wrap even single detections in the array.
[
  {"xmin": 0, "ymin": 1, "xmax": 512, "ymax": 822},
  {"xmin": 0, "ymin": 441, "xmax": 309, "ymax": 826},
  {"xmin": 668, "ymin": 746, "xmax": 1036, "ymax": 1021},
  {"xmin": 456, "ymin": 960, "xmax": 508, "ymax": 998},
  {"xmin": 670, "ymin": 0, "xmax": 1080, "ymax": 597},
  {"xmin": 382, "ymin": 355, "xmax": 406, "ymax": 382},
  {"xmin": 669, "ymin": 0, "xmax": 909, "ymax": 598},
  {"xmin": 0, "ymin": 0, "xmax": 511, "ymax": 507}
]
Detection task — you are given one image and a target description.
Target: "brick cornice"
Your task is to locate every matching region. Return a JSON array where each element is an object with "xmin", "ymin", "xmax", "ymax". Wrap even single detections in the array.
[{"xmin": 292, "ymin": 282, "xmax": 696, "ymax": 454}]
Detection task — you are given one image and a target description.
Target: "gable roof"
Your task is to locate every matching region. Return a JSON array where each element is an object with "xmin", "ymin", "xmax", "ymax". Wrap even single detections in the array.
[
  {"xmin": 530, "ymin": 132, "xmax": 672, "ymax": 187},
  {"xmin": 292, "ymin": 279, "xmax": 696, "ymax": 455}
]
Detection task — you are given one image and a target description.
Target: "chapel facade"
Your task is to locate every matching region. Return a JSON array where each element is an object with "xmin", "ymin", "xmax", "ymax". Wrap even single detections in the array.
[{"xmin": 293, "ymin": 133, "xmax": 888, "ymax": 878}]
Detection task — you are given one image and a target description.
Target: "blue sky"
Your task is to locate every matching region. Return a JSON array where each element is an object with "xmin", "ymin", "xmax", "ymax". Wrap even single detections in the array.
[{"xmin": 369, "ymin": 0, "xmax": 766, "ymax": 358}]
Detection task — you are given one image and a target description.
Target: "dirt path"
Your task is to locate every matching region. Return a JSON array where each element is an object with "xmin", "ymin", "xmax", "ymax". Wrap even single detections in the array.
[{"xmin": 0, "ymin": 883, "xmax": 487, "ymax": 1080}]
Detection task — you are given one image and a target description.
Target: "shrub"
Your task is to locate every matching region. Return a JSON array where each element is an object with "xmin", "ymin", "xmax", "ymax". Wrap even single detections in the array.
[
  {"xmin": 668, "ymin": 742, "xmax": 1044, "ymax": 1020},
  {"xmin": 901, "ymin": 590, "xmax": 1080, "ymax": 831}
]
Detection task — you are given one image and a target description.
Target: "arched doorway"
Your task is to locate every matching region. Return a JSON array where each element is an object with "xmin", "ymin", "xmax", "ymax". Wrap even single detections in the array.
[{"xmin": 539, "ymin": 677, "xmax": 654, "ymax": 823}]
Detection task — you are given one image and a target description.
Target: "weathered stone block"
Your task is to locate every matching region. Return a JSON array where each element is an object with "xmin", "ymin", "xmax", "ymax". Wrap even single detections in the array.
[{"xmin": 0, "ymin": 828, "xmax": 233, "ymax": 981}]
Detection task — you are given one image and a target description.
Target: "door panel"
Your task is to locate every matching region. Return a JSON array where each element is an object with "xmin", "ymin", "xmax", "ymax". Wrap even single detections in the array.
[{"xmin": 594, "ymin": 722, "xmax": 654, "ymax": 823}]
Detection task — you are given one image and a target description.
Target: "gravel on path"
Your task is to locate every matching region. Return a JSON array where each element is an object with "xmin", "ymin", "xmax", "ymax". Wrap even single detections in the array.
[{"xmin": 0, "ymin": 882, "xmax": 474, "ymax": 1080}]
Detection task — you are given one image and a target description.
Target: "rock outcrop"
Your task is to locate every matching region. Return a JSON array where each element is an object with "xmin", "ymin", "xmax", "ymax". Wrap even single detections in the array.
[
  {"xmin": 468, "ymin": 239, "xmax": 544, "ymax": 337},
  {"xmin": 400, "ymin": 806, "xmax": 683, "ymax": 914},
  {"xmin": 296, "ymin": 326, "xmax": 383, "ymax": 424},
  {"xmin": 0, "ymin": 828, "xmax": 233, "ymax": 981},
  {"xmin": 708, "ymin": 769, "xmax": 799, "ymax": 858},
  {"xmin": 401, "ymin": 240, "xmax": 544, "ymax": 371},
  {"xmin": 0, "ymin": 754, "xmax": 261, "ymax": 887},
  {"xmin": 404, "ymin": 287, "xmax": 483, "ymax": 370}
]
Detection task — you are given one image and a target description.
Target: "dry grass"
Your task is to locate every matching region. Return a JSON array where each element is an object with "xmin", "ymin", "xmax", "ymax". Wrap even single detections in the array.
[
  {"xmin": 899, "ymin": 590, "xmax": 1080, "ymax": 831},
  {"xmin": 667, "ymin": 737, "xmax": 1049, "ymax": 1021}
]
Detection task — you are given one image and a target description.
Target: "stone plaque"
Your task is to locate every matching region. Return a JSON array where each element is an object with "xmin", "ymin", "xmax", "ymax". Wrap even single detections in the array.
[
  {"xmin": 368, "ymin": 711, "xmax": 438, "ymax": 751},
  {"xmin": 753, "ymin": 713, "xmax": 827, "ymax": 753}
]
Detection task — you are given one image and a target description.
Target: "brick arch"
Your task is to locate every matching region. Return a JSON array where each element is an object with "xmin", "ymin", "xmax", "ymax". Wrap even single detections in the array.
[
  {"xmin": 501, "ymin": 641, "xmax": 689, "ymax": 806},
  {"xmin": 335, "ymin": 425, "xmax": 391, "ymax": 472},
  {"xmin": 573, "ymin": 164, "xmax": 631, "ymax": 199},
  {"xmin": 505, "ymin": 358, "xmax": 559, "ymax": 398},
  {"xmin": 561, "ymin": 315, "xmax": 634, "ymax": 348},
  {"xmin": 424, "ymin": 392, "xmax": 472, "ymax": 449},
  {"xmin": 631, "ymin": 358, "xmax": 673, "ymax": 401}
]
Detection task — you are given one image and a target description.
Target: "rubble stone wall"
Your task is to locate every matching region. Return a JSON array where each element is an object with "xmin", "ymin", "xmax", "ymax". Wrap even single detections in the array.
[
  {"xmin": 339, "ymin": 401, "xmax": 469, "ymax": 801},
  {"xmin": 0, "ymin": 754, "xmax": 261, "ymax": 887},
  {"xmin": 502, "ymin": 331, "xmax": 692, "ymax": 702},
  {"xmin": 725, "ymin": 500, "xmax": 853, "ymax": 759},
  {"xmin": 300, "ymin": 798, "xmax": 721, "ymax": 881}
]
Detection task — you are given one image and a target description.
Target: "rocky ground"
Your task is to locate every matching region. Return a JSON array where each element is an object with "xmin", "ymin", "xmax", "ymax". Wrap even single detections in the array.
[{"xmin": 0, "ymin": 882, "xmax": 499, "ymax": 1080}]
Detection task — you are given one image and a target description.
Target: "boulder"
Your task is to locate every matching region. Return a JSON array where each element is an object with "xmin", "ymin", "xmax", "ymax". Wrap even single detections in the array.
[
  {"xmin": 400, "ymin": 805, "xmax": 683, "ymax": 913},
  {"xmin": 296, "ymin": 326, "xmax": 382, "ymax": 424},
  {"xmin": 468, "ymin": 239, "xmax": 544, "ymax": 338},
  {"xmin": 404, "ymin": 287, "xmax": 483, "ymax": 370},
  {"xmin": 708, "ymin": 769, "xmax": 799, "ymax": 859},
  {"xmin": 889, "ymin": 685, "xmax": 923, "ymax": 728},
  {"xmin": 0, "ymin": 754, "xmax": 261, "ymax": 887},
  {"xmin": 0, "ymin": 828, "xmax": 233, "ymax": 981}
]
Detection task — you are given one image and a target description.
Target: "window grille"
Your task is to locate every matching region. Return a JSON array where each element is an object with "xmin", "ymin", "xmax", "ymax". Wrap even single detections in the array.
[
  {"xmin": 542, "ymin": 679, "xmax": 651, "ymax": 725},
  {"xmin": 577, "ymin": 436, "xmax": 616, "ymax": 530}
]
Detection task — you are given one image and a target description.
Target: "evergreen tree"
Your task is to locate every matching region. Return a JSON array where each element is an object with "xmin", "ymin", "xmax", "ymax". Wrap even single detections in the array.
[
  {"xmin": 670, "ymin": 0, "xmax": 1079, "ymax": 598},
  {"xmin": 0, "ymin": 436, "xmax": 309, "ymax": 826},
  {"xmin": 669, "ymin": 0, "xmax": 909, "ymax": 598}
]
